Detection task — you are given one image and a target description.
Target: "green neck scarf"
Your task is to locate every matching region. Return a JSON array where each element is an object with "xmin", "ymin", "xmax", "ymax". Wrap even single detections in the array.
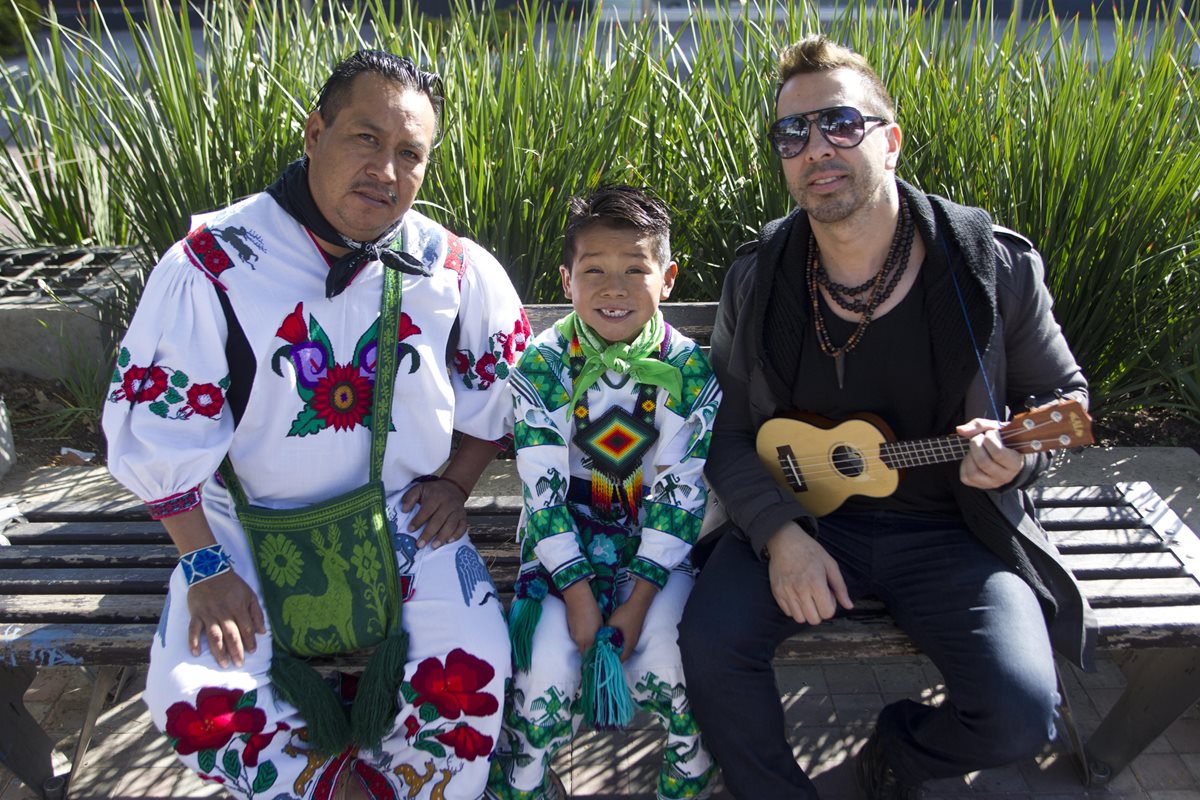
[{"xmin": 556, "ymin": 311, "xmax": 682, "ymax": 405}]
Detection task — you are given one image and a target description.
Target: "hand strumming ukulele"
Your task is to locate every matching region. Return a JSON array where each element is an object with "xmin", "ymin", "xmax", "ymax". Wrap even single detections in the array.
[{"xmin": 755, "ymin": 399, "xmax": 1093, "ymax": 517}]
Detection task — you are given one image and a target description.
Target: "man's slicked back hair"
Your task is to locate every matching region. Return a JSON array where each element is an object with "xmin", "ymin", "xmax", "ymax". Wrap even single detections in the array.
[
  {"xmin": 562, "ymin": 185, "xmax": 673, "ymax": 272},
  {"xmin": 315, "ymin": 49, "xmax": 444, "ymax": 139},
  {"xmin": 776, "ymin": 35, "xmax": 895, "ymax": 119}
]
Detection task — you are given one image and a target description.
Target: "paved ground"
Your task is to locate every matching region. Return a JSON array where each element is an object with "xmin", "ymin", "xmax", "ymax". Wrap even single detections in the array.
[{"xmin": 1, "ymin": 446, "xmax": 1199, "ymax": 798}]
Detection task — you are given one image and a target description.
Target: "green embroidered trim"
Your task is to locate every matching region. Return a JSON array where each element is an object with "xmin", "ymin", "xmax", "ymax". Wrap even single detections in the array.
[
  {"xmin": 525, "ymin": 504, "xmax": 575, "ymax": 545},
  {"xmin": 516, "ymin": 345, "xmax": 571, "ymax": 412},
  {"xmin": 663, "ymin": 346, "xmax": 714, "ymax": 418},
  {"xmin": 551, "ymin": 558, "xmax": 594, "ymax": 591},
  {"xmin": 643, "ymin": 500, "xmax": 703, "ymax": 544},
  {"xmin": 514, "ymin": 419, "xmax": 565, "ymax": 450},
  {"xmin": 629, "ymin": 556, "xmax": 670, "ymax": 589}
]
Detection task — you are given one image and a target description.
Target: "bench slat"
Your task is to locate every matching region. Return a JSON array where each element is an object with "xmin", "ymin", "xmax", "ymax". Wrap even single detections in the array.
[
  {"xmin": 0, "ymin": 568, "xmax": 172, "ymax": 593},
  {"xmin": 1080, "ymin": 577, "xmax": 1200, "ymax": 606},
  {"xmin": 1038, "ymin": 506, "xmax": 1146, "ymax": 529},
  {"xmin": 0, "ymin": 594, "xmax": 167, "ymax": 623},
  {"xmin": 1095, "ymin": 605, "xmax": 1200, "ymax": 647},
  {"xmin": 1060, "ymin": 552, "xmax": 1183, "ymax": 578},
  {"xmin": 1048, "ymin": 529, "xmax": 1164, "ymax": 553}
]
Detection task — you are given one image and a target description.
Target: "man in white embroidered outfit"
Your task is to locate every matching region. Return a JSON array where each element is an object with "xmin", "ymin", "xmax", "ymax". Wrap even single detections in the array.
[{"xmin": 103, "ymin": 50, "xmax": 529, "ymax": 799}]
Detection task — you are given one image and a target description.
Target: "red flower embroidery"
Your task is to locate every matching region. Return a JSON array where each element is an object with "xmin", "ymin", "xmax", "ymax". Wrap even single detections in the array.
[
  {"xmin": 187, "ymin": 228, "xmax": 216, "ymax": 256},
  {"xmin": 242, "ymin": 721, "xmax": 288, "ymax": 767},
  {"xmin": 310, "ymin": 363, "xmax": 373, "ymax": 431},
  {"xmin": 410, "ymin": 648, "xmax": 498, "ymax": 720},
  {"xmin": 207, "ymin": 249, "xmax": 233, "ymax": 276},
  {"xmin": 508, "ymin": 312, "xmax": 532, "ymax": 363},
  {"xmin": 397, "ymin": 312, "xmax": 422, "ymax": 342},
  {"xmin": 452, "ymin": 351, "xmax": 471, "ymax": 375},
  {"xmin": 122, "ymin": 365, "xmax": 169, "ymax": 402},
  {"xmin": 435, "ymin": 723, "xmax": 494, "ymax": 761},
  {"xmin": 474, "ymin": 353, "xmax": 498, "ymax": 387},
  {"xmin": 187, "ymin": 383, "xmax": 225, "ymax": 418},
  {"xmin": 276, "ymin": 302, "xmax": 307, "ymax": 344},
  {"xmin": 164, "ymin": 687, "xmax": 267, "ymax": 755},
  {"xmin": 403, "ymin": 715, "xmax": 420, "ymax": 739}
]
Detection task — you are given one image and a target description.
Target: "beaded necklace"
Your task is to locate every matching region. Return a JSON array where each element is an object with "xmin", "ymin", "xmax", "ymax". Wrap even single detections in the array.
[
  {"xmin": 807, "ymin": 196, "xmax": 915, "ymax": 388},
  {"xmin": 567, "ymin": 332, "xmax": 667, "ymax": 523}
]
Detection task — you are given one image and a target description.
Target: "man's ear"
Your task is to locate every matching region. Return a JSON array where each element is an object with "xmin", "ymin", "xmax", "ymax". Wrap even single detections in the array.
[
  {"xmin": 660, "ymin": 261, "xmax": 679, "ymax": 299},
  {"xmin": 559, "ymin": 264, "xmax": 573, "ymax": 299},
  {"xmin": 884, "ymin": 122, "xmax": 903, "ymax": 170},
  {"xmin": 303, "ymin": 110, "xmax": 324, "ymax": 160}
]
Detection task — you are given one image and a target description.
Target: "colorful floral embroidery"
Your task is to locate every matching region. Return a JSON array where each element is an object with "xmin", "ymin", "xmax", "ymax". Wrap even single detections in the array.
[
  {"xmin": 398, "ymin": 648, "xmax": 498, "ymax": 764},
  {"xmin": 164, "ymin": 687, "xmax": 283, "ymax": 797},
  {"xmin": 443, "ymin": 232, "xmax": 466, "ymax": 286},
  {"xmin": 108, "ymin": 347, "xmax": 229, "ymax": 421},
  {"xmin": 183, "ymin": 224, "xmax": 266, "ymax": 287},
  {"xmin": 271, "ymin": 302, "xmax": 420, "ymax": 437},
  {"xmin": 452, "ymin": 312, "xmax": 532, "ymax": 390}
]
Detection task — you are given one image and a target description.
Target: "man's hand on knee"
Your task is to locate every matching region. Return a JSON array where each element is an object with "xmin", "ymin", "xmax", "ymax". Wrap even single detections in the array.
[{"xmin": 765, "ymin": 522, "xmax": 853, "ymax": 626}]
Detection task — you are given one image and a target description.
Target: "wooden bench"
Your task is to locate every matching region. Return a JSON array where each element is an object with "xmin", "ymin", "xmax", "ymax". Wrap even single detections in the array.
[{"xmin": 2, "ymin": 304, "xmax": 1198, "ymax": 797}]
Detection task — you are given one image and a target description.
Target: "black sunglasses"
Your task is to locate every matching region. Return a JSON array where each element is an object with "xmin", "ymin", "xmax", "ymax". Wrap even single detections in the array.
[{"xmin": 768, "ymin": 106, "xmax": 889, "ymax": 159}]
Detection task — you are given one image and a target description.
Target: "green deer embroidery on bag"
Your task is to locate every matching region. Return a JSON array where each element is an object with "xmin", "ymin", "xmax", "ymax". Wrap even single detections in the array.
[{"xmin": 281, "ymin": 526, "xmax": 354, "ymax": 651}]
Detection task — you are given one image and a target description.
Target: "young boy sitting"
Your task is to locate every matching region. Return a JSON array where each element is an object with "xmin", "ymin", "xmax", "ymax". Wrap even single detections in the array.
[{"xmin": 486, "ymin": 185, "xmax": 720, "ymax": 800}]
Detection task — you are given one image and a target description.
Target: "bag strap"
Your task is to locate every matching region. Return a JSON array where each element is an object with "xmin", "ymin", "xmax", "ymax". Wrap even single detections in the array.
[{"xmin": 221, "ymin": 255, "xmax": 405, "ymax": 508}]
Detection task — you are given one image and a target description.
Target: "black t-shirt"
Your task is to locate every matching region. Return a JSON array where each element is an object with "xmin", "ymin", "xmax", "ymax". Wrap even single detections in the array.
[{"xmin": 792, "ymin": 274, "xmax": 960, "ymax": 514}]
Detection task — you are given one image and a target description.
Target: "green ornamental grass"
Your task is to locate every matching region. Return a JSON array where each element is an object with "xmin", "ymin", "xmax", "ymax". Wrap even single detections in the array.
[{"xmin": 0, "ymin": 0, "xmax": 1196, "ymax": 417}]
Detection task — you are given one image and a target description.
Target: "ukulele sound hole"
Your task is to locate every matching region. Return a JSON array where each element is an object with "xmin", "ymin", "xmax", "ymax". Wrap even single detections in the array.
[{"xmin": 832, "ymin": 445, "xmax": 866, "ymax": 478}]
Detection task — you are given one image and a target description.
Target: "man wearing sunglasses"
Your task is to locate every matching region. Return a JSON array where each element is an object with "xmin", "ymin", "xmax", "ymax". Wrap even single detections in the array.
[{"xmin": 678, "ymin": 35, "xmax": 1092, "ymax": 799}]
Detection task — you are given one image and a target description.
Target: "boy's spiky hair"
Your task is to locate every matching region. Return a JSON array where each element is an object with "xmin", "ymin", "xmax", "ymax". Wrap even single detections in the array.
[{"xmin": 562, "ymin": 185, "xmax": 672, "ymax": 271}]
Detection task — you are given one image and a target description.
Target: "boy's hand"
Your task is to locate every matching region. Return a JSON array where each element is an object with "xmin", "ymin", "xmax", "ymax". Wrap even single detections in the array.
[
  {"xmin": 187, "ymin": 571, "xmax": 267, "ymax": 669},
  {"xmin": 562, "ymin": 581, "xmax": 603, "ymax": 655},
  {"xmin": 607, "ymin": 578, "xmax": 659, "ymax": 661},
  {"xmin": 401, "ymin": 479, "xmax": 468, "ymax": 549}
]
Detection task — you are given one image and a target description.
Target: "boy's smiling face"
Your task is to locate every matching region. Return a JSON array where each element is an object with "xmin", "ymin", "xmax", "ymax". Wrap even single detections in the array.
[{"xmin": 559, "ymin": 225, "xmax": 678, "ymax": 344}]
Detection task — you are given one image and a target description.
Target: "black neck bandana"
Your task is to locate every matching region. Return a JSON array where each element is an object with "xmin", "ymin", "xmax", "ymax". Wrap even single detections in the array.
[{"xmin": 266, "ymin": 158, "xmax": 431, "ymax": 298}]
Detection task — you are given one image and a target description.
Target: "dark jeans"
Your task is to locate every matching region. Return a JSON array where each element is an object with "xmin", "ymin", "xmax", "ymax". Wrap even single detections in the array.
[{"xmin": 678, "ymin": 511, "xmax": 1059, "ymax": 799}]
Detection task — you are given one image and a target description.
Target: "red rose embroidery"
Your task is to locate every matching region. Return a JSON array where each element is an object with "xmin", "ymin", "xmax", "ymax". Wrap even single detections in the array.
[
  {"xmin": 435, "ymin": 723, "xmax": 494, "ymax": 761},
  {"xmin": 187, "ymin": 228, "xmax": 216, "ymax": 256},
  {"xmin": 242, "ymin": 721, "xmax": 288, "ymax": 767},
  {"xmin": 474, "ymin": 353, "xmax": 498, "ymax": 387},
  {"xmin": 276, "ymin": 302, "xmax": 307, "ymax": 344},
  {"xmin": 403, "ymin": 715, "xmax": 420, "ymax": 739},
  {"xmin": 164, "ymin": 687, "xmax": 266, "ymax": 755},
  {"xmin": 410, "ymin": 648, "xmax": 498, "ymax": 720},
  {"xmin": 187, "ymin": 383, "xmax": 225, "ymax": 418},
  {"xmin": 397, "ymin": 312, "xmax": 422, "ymax": 342},
  {"xmin": 122, "ymin": 365, "xmax": 169, "ymax": 402},
  {"xmin": 510, "ymin": 312, "xmax": 532, "ymax": 361},
  {"xmin": 207, "ymin": 250, "xmax": 232, "ymax": 276},
  {"xmin": 452, "ymin": 351, "xmax": 471, "ymax": 375}
]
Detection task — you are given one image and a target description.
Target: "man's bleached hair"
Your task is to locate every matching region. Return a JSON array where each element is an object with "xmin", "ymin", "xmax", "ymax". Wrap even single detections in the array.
[{"xmin": 776, "ymin": 35, "xmax": 895, "ymax": 119}]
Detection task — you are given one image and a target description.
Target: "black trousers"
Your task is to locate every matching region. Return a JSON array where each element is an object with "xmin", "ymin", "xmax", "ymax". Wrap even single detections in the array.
[{"xmin": 678, "ymin": 511, "xmax": 1059, "ymax": 799}]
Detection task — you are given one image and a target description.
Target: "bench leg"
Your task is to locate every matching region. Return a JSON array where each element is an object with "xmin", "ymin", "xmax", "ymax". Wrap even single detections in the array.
[
  {"xmin": 0, "ymin": 665, "xmax": 58, "ymax": 799},
  {"xmin": 1083, "ymin": 647, "xmax": 1200, "ymax": 786},
  {"xmin": 65, "ymin": 666, "xmax": 123, "ymax": 800}
]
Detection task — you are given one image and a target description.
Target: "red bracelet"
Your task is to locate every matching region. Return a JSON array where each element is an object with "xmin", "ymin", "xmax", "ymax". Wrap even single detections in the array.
[{"xmin": 439, "ymin": 475, "xmax": 469, "ymax": 499}]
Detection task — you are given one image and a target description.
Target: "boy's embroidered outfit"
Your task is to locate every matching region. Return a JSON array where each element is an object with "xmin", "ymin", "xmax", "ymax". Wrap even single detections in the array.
[
  {"xmin": 487, "ymin": 313, "xmax": 721, "ymax": 800},
  {"xmin": 103, "ymin": 190, "xmax": 529, "ymax": 799}
]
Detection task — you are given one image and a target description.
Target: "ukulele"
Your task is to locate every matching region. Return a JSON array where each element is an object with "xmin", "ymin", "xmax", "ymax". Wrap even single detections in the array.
[{"xmin": 755, "ymin": 399, "xmax": 1093, "ymax": 517}]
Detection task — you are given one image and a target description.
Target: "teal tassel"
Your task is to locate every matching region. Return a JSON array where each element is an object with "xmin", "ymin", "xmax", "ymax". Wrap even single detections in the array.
[
  {"xmin": 508, "ymin": 597, "xmax": 543, "ymax": 672},
  {"xmin": 580, "ymin": 626, "xmax": 634, "ymax": 730},
  {"xmin": 351, "ymin": 631, "xmax": 409, "ymax": 752},
  {"xmin": 269, "ymin": 651, "xmax": 351, "ymax": 757}
]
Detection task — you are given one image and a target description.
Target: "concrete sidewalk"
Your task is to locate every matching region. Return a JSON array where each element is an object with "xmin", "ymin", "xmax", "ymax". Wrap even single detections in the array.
[{"xmin": 1, "ymin": 446, "xmax": 1199, "ymax": 798}]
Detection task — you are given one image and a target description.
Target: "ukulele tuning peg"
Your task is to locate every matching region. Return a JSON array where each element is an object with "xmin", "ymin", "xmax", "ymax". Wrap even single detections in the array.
[
  {"xmin": 1024, "ymin": 395, "xmax": 1039, "ymax": 410},
  {"xmin": 1053, "ymin": 388, "xmax": 1067, "ymax": 400}
]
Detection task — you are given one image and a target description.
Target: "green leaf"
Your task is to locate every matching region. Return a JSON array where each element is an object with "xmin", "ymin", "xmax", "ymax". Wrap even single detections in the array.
[
  {"xmin": 400, "ymin": 683, "xmax": 418, "ymax": 704},
  {"xmin": 148, "ymin": 401, "xmax": 169, "ymax": 418},
  {"xmin": 218, "ymin": 374, "xmax": 231, "ymax": 390},
  {"xmin": 222, "ymin": 748, "xmax": 241, "ymax": 778},
  {"xmin": 413, "ymin": 739, "xmax": 446, "ymax": 759},
  {"xmin": 117, "ymin": 348, "xmax": 131, "ymax": 368},
  {"xmin": 252, "ymin": 760, "xmax": 278, "ymax": 793},
  {"xmin": 235, "ymin": 689, "xmax": 257, "ymax": 709},
  {"xmin": 170, "ymin": 370, "xmax": 189, "ymax": 388},
  {"xmin": 418, "ymin": 702, "xmax": 440, "ymax": 723},
  {"xmin": 288, "ymin": 406, "xmax": 325, "ymax": 437},
  {"xmin": 164, "ymin": 388, "xmax": 183, "ymax": 404},
  {"xmin": 495, "ymin": 361, "xmax": 510, "ymax": 380},
  {"xmin": 197, "ymin": 749, "xmax": 216, "ymax": 774}
]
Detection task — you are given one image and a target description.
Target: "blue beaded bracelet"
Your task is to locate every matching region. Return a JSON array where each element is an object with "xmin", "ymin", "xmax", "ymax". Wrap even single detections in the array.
[{"xmin": 179, "ymin": 543, "xmax": 232, "ymax": 586}]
